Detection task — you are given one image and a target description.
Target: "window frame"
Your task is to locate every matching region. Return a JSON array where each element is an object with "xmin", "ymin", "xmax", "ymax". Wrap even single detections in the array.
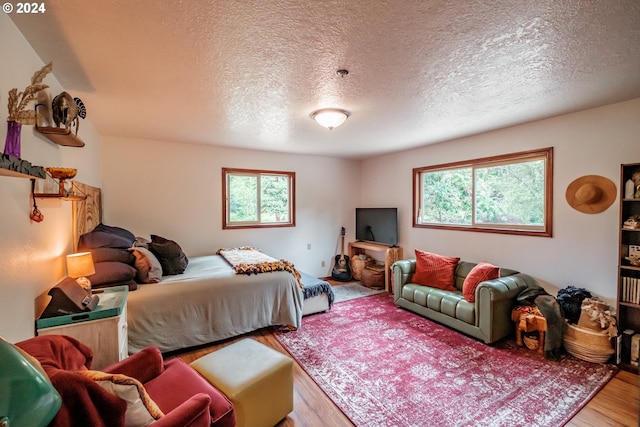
[
  {"xmin": 413, "ymin": 147, "xmax": 553, "ymax": 237},
  {"xmin": 222, "ymin": 168, "xmax": 296, "ymax": 229}
]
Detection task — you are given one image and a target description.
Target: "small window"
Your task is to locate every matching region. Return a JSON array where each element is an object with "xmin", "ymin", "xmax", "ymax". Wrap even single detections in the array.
[
  {"xmin": 413, "ymin": 147, "xmax": 553, "ymax": 237},
  {"xmin": 223, "ymin": 168, "xmax": 295, "ymax": 229}
]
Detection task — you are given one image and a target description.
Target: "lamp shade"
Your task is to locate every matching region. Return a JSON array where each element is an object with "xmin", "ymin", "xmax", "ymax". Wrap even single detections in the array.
[
  {"xmin": 66, "ymin": 252, "xmax": 95, "ymax": 278},
  {"xmin": 311, "ymin": 108, "xmax": 349, "ymax": 130}
]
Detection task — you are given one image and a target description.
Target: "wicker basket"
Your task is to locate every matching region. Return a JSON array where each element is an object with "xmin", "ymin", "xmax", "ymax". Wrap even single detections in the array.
[
  {"xmin": 361, "ymin": 266, "xmax": 385, "ymax": 289},
  {"xmin": 350, "ymin": 256, "xmax": 369, "ymax": 280},
  {"xmin": 565, "ymin": 322, "xmax": 612, "ymax": 348},
  {"xmin": 563, "ymin": 322, "xmax": 614, "ymax": 363}
]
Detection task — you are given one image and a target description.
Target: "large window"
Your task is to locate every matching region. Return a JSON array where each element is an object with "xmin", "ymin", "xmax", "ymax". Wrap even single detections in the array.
[
  {"xmin": 413, "ymin": 147, "xmax": 553, "ymax": 237},
  {"xmin": 223, "ymin": 168, "xmax": 295, "ymax": 229}
]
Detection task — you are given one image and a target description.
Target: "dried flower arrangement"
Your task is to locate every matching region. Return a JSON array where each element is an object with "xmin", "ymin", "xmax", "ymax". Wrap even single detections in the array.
[{"xmin": 7, "ymin": 62, "xmax": 52, "ymax": 125}]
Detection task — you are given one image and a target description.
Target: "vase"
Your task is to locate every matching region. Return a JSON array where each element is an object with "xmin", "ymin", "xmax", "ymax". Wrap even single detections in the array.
[
  {"xmin": 4, "ymin": 120, "xmax": 22, "ymax": 158},
  {"xmin": 625, "ymin": 179, "xmax": 635, "ymax": 199}
]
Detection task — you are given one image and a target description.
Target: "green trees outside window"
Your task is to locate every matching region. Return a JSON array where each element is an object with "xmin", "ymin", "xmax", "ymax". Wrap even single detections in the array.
[
  {"xmin": 414, "ymin": 147, "xmax": 553, "ymax": 237},
  {"xmin": 223, "ymin": 168, "xmax": 295, "ymax": 229}
]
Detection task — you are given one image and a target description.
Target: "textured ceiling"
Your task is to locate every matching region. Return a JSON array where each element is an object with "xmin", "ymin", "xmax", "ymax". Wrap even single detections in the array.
[{"xmin": 9, "ymin": 0, "xmax": 640, "ymax": 159}]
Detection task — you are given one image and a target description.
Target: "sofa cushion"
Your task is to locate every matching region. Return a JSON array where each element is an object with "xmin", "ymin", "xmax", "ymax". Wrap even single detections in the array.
[
  {"xmin": 435, "ymin": 291, "xmax": 475, "ymax": 324},
  {"xmin": 403, "ymin": 285, "xmax": 475, "ymax": 324},
  {"xmin": 462, "ymin": 262, "xmax": 500, "ymax": 302},
  {"xmin": 80, "ymin": 370, "xmax": 164, "ymax": 426},
  {"xmin": 411, "ymin": 249, "xmax": 460, "ymax": 291}
]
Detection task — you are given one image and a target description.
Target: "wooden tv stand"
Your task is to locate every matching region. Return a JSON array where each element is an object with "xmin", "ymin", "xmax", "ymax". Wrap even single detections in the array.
[{"xmin": 348, "ymin": 241, "xmax": 403, "ymax": 292}]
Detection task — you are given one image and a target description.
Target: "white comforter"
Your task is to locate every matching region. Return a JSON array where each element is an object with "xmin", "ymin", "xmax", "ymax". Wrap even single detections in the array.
[{"xmin": 126, "ymin": 255, "xmax": 304, "ymax": 353}]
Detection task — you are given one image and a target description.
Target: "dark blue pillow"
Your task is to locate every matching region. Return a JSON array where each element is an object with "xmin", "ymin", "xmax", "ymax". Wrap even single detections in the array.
[
  {"xmin": 78, "ymin": 231, "xmax": 133, "ymax": 250},
  {"xmin": 93, "ymin": 223, "xmax": 136, "ymax": 242},
  {"xmin": 78, "ymin": 224, "xmax": 136, "ymax": 250}
]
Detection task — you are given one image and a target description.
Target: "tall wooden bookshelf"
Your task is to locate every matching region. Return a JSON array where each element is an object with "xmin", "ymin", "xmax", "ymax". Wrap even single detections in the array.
[{"xmin": 618, "ymin": 163, "xmax": 640, "ymax": 373}]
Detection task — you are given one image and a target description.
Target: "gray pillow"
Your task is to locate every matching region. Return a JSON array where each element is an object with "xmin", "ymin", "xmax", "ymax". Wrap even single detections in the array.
[{"xmin": 129, "ymin": 247, "xmax": 163, "ymax": 283}]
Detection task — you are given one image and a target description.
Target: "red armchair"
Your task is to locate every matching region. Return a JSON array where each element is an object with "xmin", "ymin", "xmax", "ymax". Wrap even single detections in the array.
[{"xmin": 17, "ymin": 335, "xmax": 235, "ymax": 427}]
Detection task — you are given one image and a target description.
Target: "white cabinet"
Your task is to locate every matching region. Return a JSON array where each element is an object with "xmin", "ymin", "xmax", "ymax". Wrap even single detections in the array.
[{"xmin": 37, "ymin": 286, "xmax": 128, "ymax": 370}]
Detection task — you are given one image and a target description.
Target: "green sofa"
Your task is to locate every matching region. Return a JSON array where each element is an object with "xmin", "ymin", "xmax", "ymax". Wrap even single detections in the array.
[{"xmin": 392, "ymin": 259, "xmax": 536, "ymax": 344}]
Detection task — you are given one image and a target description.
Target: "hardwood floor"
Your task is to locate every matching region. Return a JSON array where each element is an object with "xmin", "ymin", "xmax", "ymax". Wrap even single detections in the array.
[
  {"xmin": 172, "ymin": 327, "xmax": 639, "ymax": 427},
  {"xmin": 565, "ymin": 369, "xmax": 639, "ymax": 427},
  {"xmin": 173, "ymin": 329, "xmax": 353, "ymax": 426}
]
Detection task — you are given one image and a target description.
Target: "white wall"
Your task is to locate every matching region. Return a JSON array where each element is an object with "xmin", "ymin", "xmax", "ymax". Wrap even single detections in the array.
[
  {"xmin": 0, "ymin": 14, "xmax": 102, "ymax": 342},
  {"xmin": 100, "ymin": 136, "xmax": 360, "ymax": 277},
  {"xmin": 361, "ymin": 98, "xmax": 640, "ymax": 308}
]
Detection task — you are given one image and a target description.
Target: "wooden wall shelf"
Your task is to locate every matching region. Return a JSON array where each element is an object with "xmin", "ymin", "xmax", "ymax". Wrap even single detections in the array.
[
  {"xmin": 0, "ymin": 154, "xmax": 45, "ymax": 179},
  {"xmin": 35, "ymin": 125, "xmax": 85, "ymax": 147},
  {"xmin": 32, "ymin": 176, "xmax": 86, "ymax": 201},
  {"xmin": 33, "ymin": 192, "xmax": 86, "ymax": 201}
]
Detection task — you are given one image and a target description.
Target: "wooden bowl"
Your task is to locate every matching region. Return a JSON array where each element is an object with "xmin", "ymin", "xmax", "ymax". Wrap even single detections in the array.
[
  {"xmin": 523, "ymin": 334, "xmax": 539, "ymax": 350},
  {"xmin": 46, "ymin": 167, "xmax": 77, "ymax": 180}
]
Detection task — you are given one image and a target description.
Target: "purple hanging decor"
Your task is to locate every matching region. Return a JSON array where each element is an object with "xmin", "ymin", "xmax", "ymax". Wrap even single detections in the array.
[{"xmin": 4, "ymin": 120, "xmax": 22, "ymax": 158}]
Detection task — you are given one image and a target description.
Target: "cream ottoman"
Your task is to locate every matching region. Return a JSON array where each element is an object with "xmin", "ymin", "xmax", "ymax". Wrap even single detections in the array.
[{"xmin": 191, "ymin": 338, "xmax": 294, "ymax": 427}]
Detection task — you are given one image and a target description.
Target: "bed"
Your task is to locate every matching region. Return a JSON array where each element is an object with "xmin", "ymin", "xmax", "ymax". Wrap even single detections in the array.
[
  {"xmin": 126, "ymin": 254, "xmax": 334, "ymax": 353},
  {"xmin": 126, "ymin": 254, "xmax": 304, "ymax": 353},
  {"xmin": 300, "ymin": 271, "xmax": 334, "ymax": 316},
  {"xmin": 71, "ymin": 185, "xmax": 333, "ymax": 354}
]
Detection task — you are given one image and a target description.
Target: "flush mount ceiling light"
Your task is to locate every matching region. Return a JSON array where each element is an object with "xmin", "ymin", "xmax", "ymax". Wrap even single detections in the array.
[
  {"xmin": 311, "ymin": 69, "xmax": 351, "ymax": 130},
  {"xmin": 311, "ymin": 108, "xmax": 350, "ymax": 130}
]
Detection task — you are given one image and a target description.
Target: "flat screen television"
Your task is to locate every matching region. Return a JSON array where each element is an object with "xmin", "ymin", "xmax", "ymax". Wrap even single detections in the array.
[{"xmin": 355, "ymin": 208, "xmax": 398, "ymax": 246}]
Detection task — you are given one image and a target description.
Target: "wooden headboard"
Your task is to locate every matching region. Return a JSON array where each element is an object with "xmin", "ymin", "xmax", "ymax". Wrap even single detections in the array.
[{"xmin": 72, "ymin": 182, "xmax": 102, "ymax": 251}]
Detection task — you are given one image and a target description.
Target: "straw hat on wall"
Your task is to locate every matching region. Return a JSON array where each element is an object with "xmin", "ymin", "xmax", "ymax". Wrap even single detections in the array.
[{"xmin": 565, "ymin": 175, "xmax": 617, "ymax": 214}]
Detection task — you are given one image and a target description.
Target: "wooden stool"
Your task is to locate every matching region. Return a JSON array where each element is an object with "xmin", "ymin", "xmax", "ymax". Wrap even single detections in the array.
[
  {"xmin": 511, "ymin": 306, "xmax": 547, "ymax": 355},
  {"xmin": 191, "ymin": 338, "xmax": 294, "ymax": 427}
]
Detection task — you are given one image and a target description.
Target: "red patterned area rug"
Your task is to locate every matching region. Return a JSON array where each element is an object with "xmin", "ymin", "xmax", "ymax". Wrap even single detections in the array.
[{"xmin": 276, "ymin": 293, "xmax": 617, "ymax": 427}]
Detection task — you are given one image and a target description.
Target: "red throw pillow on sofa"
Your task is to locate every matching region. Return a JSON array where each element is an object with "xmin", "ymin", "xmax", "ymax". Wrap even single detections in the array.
[
  {"xmin": 411, "ymin": 249, "xmax": 460, "ymax": 291},
  {"xmin": 462, "ymin": 262, "xmax": 500, "ymax": 302}
]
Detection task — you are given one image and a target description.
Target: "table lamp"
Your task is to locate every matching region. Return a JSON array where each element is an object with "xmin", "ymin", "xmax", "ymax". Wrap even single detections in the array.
[{"xmin": 66, "ymin": 252, "xmax": 95, "ymax": 294}]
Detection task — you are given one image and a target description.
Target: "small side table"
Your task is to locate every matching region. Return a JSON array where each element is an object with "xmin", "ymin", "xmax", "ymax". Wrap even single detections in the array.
[
  {"xmin": 511, "ymin": 306, "xmax": 547, "ymax": 355},
  {"xmin": 36, "ymin": 285, "xmax": 128, "ymax": 369}
]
